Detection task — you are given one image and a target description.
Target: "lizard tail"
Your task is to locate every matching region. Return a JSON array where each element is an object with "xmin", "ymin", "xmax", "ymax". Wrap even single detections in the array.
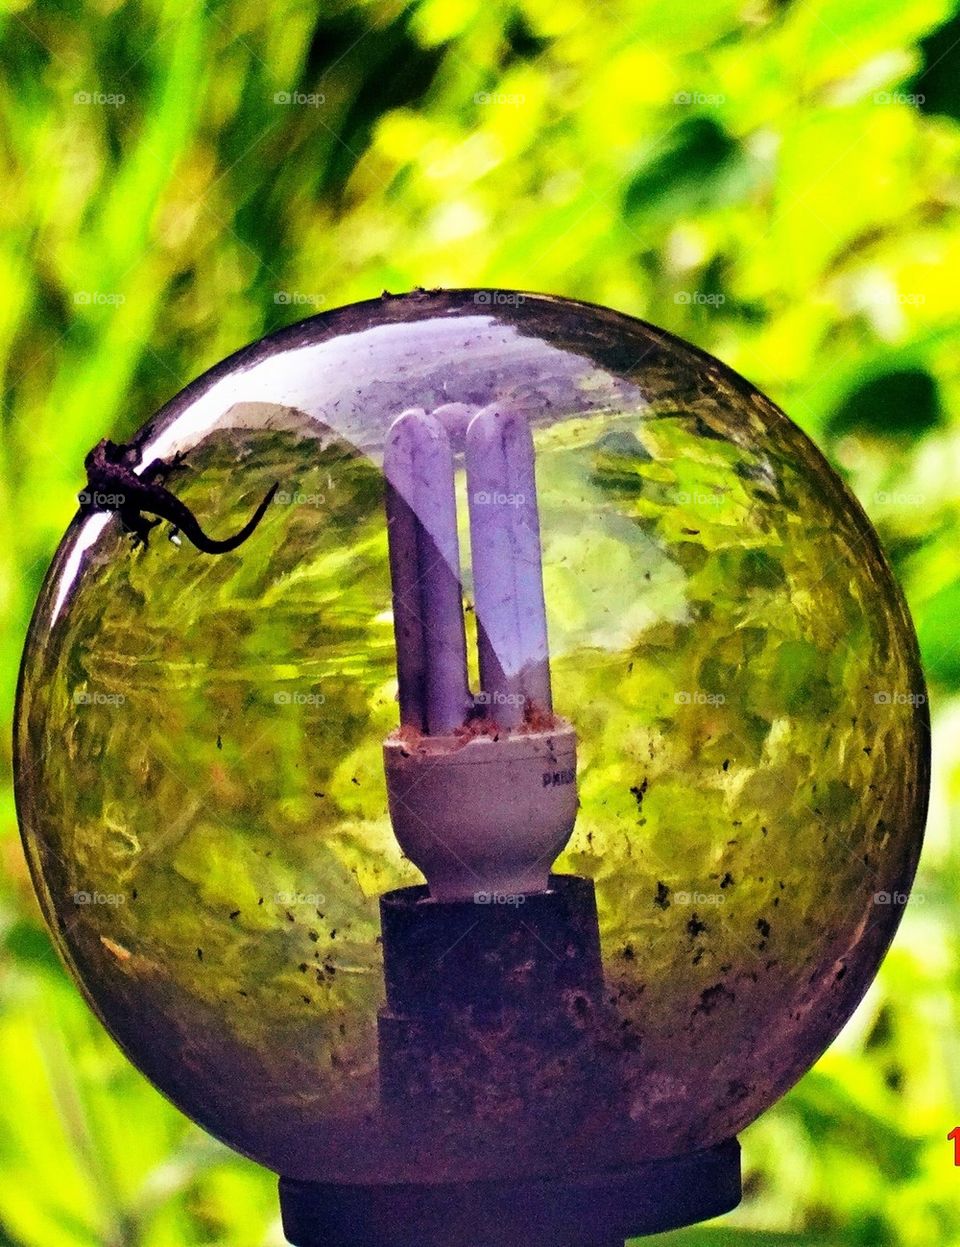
[{"xmin": 184, "ymin": 482, "xmax": 280, "ymax": 553}]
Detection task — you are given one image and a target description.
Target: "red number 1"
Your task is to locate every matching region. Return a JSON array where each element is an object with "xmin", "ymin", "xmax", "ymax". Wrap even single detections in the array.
[{"xmin": 949, "ymin": 1127, "xmax": 960, "ymax": 1166}]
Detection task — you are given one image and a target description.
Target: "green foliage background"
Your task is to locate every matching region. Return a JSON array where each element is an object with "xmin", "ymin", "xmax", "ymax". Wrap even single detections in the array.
[{"xmin": 1, "ymin": 0, "xmax": 959, "ymax": 1243}]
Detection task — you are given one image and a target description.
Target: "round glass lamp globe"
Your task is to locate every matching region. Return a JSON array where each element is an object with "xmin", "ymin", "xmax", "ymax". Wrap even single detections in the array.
[{"xmin": 14, "ymin": 290, "xmax": 928, "ymax": 1186}]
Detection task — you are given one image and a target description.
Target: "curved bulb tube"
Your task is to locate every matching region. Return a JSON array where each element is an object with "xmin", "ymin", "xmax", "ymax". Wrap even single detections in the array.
[
  {"xmin": 466, "ymin": 404, "xmax": 552, "ymax": 728},
  {"xmin": 383, "ymin": 409, "xmax": 470, "ymax": 734},
  {"xmin": 383, "ymin": 403, "xmax": 578, "ymax": 901}
]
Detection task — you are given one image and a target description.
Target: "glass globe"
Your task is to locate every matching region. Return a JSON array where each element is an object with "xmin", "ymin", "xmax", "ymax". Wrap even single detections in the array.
[{"xmin": 15, "ymin": 291, "xmax": 928, "ymax": 1219}]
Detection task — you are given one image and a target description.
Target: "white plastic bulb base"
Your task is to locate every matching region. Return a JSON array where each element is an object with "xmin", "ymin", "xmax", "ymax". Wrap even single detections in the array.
[{"xmin": 383, "ymin": 720, "xmax": 578, "ymax": 902}]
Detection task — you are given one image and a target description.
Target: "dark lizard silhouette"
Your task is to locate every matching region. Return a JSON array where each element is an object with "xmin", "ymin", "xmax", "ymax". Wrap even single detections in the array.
[{"xmin": 79, "ymin": 439, "xmax": 278, "ymax": 553}]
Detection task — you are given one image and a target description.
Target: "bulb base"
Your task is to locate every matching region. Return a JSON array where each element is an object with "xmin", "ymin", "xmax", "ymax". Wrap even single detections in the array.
[
  {"xmin": 383, "ymin": 721, "xmax": 577, "ymax": 901},
  {"xmin": 278, "ymin": 1138, "xmax": 741, "ymax": 1247}
]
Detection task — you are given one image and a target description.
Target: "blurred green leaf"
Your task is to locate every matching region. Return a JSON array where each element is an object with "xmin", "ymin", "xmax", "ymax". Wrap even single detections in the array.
[
  {"xmin": 624, "ymin": 119, "xmax": 746, "ymax": 223},
  {"xmin": 917, "ymin": 578, "xmax": 960, "ymax": 686},
  {"xmin": 828, "ymin": 369, "xmax": 943, "ymax": 439}
]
